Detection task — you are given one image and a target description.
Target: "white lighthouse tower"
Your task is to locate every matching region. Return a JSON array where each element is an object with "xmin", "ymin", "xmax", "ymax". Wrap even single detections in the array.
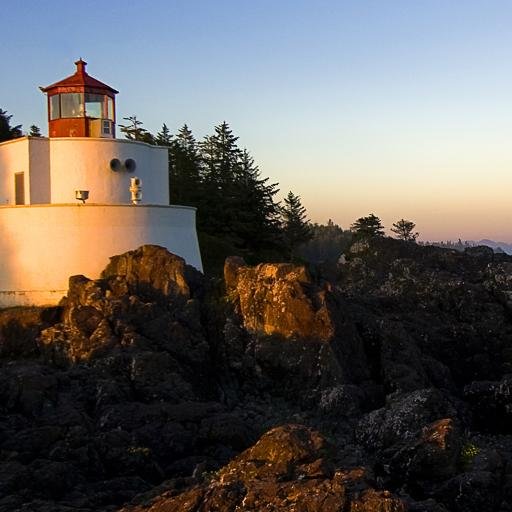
[{"xmin": 0, "ymin": 60, "xmax": 202, "ymax": 307}]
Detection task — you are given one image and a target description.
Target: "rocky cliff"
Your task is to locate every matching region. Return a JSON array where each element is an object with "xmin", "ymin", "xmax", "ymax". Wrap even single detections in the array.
[{"xmin": 2, "ymin": 241, "xmax": 512, "ymax": 511}]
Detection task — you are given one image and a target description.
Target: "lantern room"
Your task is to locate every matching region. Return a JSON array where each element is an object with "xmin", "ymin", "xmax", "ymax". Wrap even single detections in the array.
[{"xmin": 40, "ymin": 59, "xmax": 118, "ymax": 138}]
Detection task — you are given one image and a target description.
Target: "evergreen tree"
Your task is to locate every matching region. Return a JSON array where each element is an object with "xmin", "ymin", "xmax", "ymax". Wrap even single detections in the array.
[
  {"xmin": 281, "ymin": 191, "xmax": 312, "ymax": 259},
  {"xmin": 28, "ymin": 125, "xmax": 42, "ymax": 137},
  {"xmin": 197, "ymin": 122, "xmax": 243, "ymax": 241},
  {"xmin": 198, "ymin": 123, "xmax": 282, "ymax": 251},
  {"xmin": 391, "ymin": 218, "xmax": 418, "ymax": 241},
  {"xmin": 0, "ymin": 109, "xmax": 22, "ymax": 142},
  {"xmin": 350, "ymin": 213, "xmax": 384, "ymax": 240},
  {"xmin": 200, "ymin": 122, "xmax": 241, "ymax": 187},
  {"xmin": 168, "ymin": 124, "xmax": 202, "ymax": 206},
  {"xmin": 229, "ymin": 148, "xmax": 282, "ymax": 255},
  {"xmin": 119, "ymin": 115, "xmax": 155, "ymax": 144},
  {"xmin": 155, "ymin": 123, "xmax": 172, "ymax": 146}
]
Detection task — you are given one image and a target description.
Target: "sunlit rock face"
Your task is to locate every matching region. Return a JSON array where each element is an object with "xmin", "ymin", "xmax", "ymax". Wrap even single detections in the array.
[
  {"xmin": 223, "ymin": 256, "xmax": 372, "ymax": 407},
  {"xmin": 225, "ymin": 256, "xmax": 333, "ymax": 340},
  {"xmin": 120, "ymin": 424, "xmax": 407, "ymax": 512},
  {"xmin": 101, "ymin": 244, "xmax": 198, "ymax": 302}
]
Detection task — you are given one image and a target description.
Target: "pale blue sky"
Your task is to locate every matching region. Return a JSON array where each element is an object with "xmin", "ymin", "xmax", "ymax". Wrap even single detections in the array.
[{"xmin": 2, "ymin": 1, "xmax": 512, "ymax": 240}]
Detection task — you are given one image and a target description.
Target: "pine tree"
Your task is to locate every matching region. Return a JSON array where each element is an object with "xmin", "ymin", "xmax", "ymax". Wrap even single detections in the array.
[
  {"xmin": 168, "ymin": 124, "xmax": 202, "ymax": 206},
  {"xmin": 119, "ymin": 115, "xmax": 155, "ymax": 144},
  {"xmin": 155, "ymin": 123, "xmax": 172, "ymax": 146},
  {"xmin": 29, "ymin": 125, "xmax": 42, "ymax": 137},
  {"xmin": 200, "ymin": 122, "xmax": 241, "ymax": 187},
  {"xmin": 0, "ymin": 109, "xmax": 22, "ymax": 142},
  {"xmin": 281, "ymin": 191, "xmax": 312, "ymax": 259},
  {"xmin": 197, "ymin": 122, "xmax": 243, "ymax": 240},
  {"xmin": 184, "ymin": 122, "xmax": 285, "ymax": 265},
  {"xmin": 230, "ymin": 148, "xmax": 282, "ymax": 255},
  {"xmin": 391, "ymin": 219, "xmax": 418, "ymax": 241},
  {"xmin": 350, "ymin": 213, "xmax": 384, "ymax": 240}
]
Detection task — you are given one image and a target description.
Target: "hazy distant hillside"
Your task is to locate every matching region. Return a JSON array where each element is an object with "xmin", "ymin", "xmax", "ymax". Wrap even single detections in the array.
[
  {"xmin": 425, "ymin": 238, "xmax": 512, "ymax": 255},
  {"xmin": 476, "ymin": 239, "xmax": 512, "ymax": 255}
]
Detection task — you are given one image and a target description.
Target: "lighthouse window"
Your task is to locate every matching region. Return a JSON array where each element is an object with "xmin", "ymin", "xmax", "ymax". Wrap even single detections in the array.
[
  {"xmin": 49, "ymin": 95, "xmax": 60, "ymax": 120},
  {"xmin": 85, "ymin": 93, "xmax": 103, "ymax": 119},
  {"xmin": 107, "ymin": 97, "xmax": 114, "ymax": 120},
  {"xmin": 60, "ymin": 93, "xmax": 84, "ymax": 118}
]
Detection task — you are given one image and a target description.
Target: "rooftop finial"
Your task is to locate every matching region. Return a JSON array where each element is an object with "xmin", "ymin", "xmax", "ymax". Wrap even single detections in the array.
[{"xmin": 75, "ymin": 58, "xmax": 87, "ymax": 74}]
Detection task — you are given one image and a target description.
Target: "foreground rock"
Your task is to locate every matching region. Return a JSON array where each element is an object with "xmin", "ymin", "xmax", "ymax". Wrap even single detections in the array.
[
  {"xmin": 121, "ymin": 425, "xmax": 406, "ymax": 512},
  {"xmin": 2, "ymin": 241, "xmax": 512, "ymax": 511},
  {"xmin": 0, "ymin": 247, "xmax": 247, "ymax": 511},
  {"xmin": 223, "ymin": 256, "xmax": 372, "ymax": 409}
]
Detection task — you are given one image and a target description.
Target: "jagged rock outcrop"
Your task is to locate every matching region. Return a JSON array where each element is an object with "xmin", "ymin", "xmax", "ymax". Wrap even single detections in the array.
[
  {"xmin": 225, "ymin": 257, "xmax": 334, "ymax": 340},
  {"xmin": 223, "ymin": 256, "xmax": 372, "ymax": 405},
  {"xmin": 39, "ymin": 245, "xmax": 205, "ymax": 368},
  {"xmin": 121, "ymin": 425, "xmax": 406, "ymax": 512},
  {"xmin": 2, "ymin": 240, "xmax": 512, "ymax": 511},
  {"xmin": 0, "ymin": 247, "xmax": 249, "ymax": 512},
  {"xmin": 356, "ymin": 388, "xmax": 459, "ymax": 450}
]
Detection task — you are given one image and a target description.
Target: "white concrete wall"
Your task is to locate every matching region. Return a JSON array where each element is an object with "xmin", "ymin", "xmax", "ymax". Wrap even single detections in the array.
[
  {"xmin": 0, "ymin": 137, "xmax": 30, "ymax": 205},
  {"xmin": 48, "ymin": 138, "xmax": 169, "ymax": 205},
  {"xmin": 0, "ymin": 204, "xmax": 202, "ymax": 307}
]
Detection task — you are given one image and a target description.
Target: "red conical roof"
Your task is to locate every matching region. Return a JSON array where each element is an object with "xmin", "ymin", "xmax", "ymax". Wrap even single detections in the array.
[{"xmin": 40, "ymin": 59, "xmax": 118, "ymax": 94}]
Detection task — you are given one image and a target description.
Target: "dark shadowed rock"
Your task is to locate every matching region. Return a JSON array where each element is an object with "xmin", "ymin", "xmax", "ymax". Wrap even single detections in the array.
[
  {"xmin": 464, "ymin": 375, "xmax": 512, "ymax": 432},
  {"xmin": 0, "ymin": 307, "xmax": 60, "ymax": 359},
  {"xmin": 102, "ymin": 244, "xmax": 202, "ymax": 302},
  {"xmin": 2, "ymin": 241, "xmax": 512, "ymax": 511},
  {"xmin": 379, "ymin": 418, "xmax": 462, "ymax": 494},
  {"xmin": 356, "ymin": 388, "xmax": 459, "ymax": 450},
  {"xmin": 38, "ymin": 246, "xmax": 209, "ymax": 373}
]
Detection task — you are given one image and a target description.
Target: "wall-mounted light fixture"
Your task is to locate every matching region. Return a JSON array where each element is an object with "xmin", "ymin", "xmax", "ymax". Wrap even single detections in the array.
[{"xmin": 75, "ymin": 190, "xmax": 89, "ymax": 203}]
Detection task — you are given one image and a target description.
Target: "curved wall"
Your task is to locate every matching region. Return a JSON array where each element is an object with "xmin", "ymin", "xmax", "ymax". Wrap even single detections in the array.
[
  {"xmin": 48, "ymin": 138, "xmax": 169, "ymax": 204},
  {"xmin": 0, "ymin": 204, "xmax": 202, "ymax": 307}
]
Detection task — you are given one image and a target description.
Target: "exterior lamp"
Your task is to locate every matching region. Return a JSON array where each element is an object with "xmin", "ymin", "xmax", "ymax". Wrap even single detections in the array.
[{"xmin": 75, "ymin": 190, "xmax": 89, "ymax": 203}]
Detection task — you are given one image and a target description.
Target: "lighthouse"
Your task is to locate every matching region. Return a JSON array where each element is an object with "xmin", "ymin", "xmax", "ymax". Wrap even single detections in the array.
[
  {"xmin": 0, "ymin": 60, "xmax": 202, "ymax": 307},
  {"xmin": 40, "ymin": 59, "xmax": 118, "ymax": 138}
]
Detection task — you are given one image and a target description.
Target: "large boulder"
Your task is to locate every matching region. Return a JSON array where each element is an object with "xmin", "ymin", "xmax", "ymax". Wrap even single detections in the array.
[
  {"xmin": 379, "ymin": 418, "xmax": 462, "ymax": 492},
  {"xmin": 38, "ymin": 246, "xmax": 209, "ymax": 374},
  {"xmin": 223, "ymin": 258, "xmax": 371, "ymax": 401},
  {"xmin": 101, "ymin": 245, "xmax": 202, "ymax": 303},
  {"xmin": 225, "ymin": 258, "xmax": 334, "ymax": 340},
  {"xmin": 356, "ymin": 388, "xmax": 459, "ymax": 451}
]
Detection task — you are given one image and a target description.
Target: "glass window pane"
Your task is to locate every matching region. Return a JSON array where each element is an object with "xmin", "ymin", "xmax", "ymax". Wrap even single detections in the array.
[
  {"xmin": 107, "ymin": 97, "xmax": 114, "ymax": 120},
  {"xmin": 85, "ymin": 93, "xmax": 104, "ymax": 119},
  {"xmin": 61, "ymin": 93, "xmax": 83, "ymax": 118},
  {"xmin": 50, "ymin": 95, "xmax": 60, "ymax": 120}
]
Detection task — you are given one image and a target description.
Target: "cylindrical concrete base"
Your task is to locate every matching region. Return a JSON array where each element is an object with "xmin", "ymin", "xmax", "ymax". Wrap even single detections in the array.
[{"xmin": 0, "ymin": 203, "xmax": 202, "ymax": 307}]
